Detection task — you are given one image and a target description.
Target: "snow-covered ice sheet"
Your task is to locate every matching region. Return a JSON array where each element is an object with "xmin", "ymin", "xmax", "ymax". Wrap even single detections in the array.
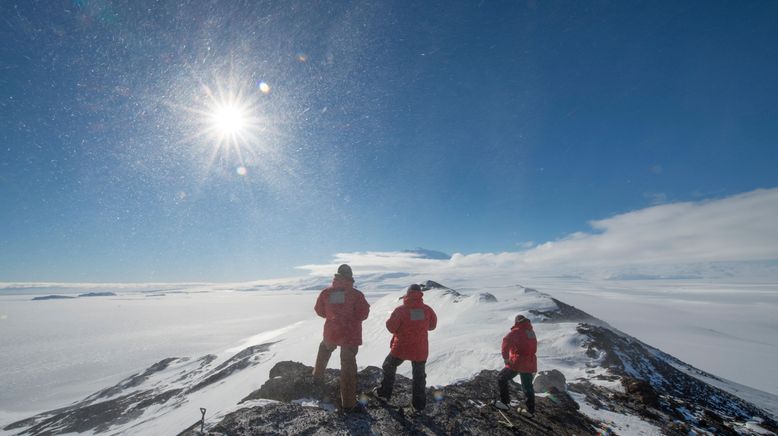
[
  {"xmin": 2, "ymin": 274, "xmax": 777, "ymax": 433},
  {"xmin": 0, "ymin": 283, "xmax": 601, "ymax": 433},
  {"xmin": 0, "ymin": 288, "xmax": 314, "ymax": 414}
]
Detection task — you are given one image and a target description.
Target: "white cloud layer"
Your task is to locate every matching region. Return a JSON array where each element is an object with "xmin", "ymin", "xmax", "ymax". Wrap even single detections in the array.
[{"xmin": 298, "ymin": 188, "xmax": 778, "ymax": 279}]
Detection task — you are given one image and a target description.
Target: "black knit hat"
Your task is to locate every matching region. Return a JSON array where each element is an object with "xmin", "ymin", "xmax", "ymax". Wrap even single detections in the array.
[
  {"xmin": 407, "ymin": 284, "xmax": 422, "ymax": 293},
  {"xmin": 335, "ymin": 264, "xmax": 353, "ymax": 279}
]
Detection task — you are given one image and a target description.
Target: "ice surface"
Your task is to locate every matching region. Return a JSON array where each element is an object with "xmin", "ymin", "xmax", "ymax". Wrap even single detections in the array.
[
  {"xmin": 0, "ymin": 288, "xmax": 313, "ymax": 414},
  {"xmin": 1, "ymin": 274, "xmax": 777, "ymax": 433}
]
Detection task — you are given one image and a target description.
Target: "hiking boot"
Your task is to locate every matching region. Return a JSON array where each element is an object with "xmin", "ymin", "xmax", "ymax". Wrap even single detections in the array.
[
  {"xmin": 399, "ymin": 404, "xmax": 423, "ymax": 417},
  {"xmin": 493, "ymin": 400, "xmax": 509, "ymax": 411},
  {"xmin": 371, "ymin": 387, "xmax": 389, "ymax": 401}
]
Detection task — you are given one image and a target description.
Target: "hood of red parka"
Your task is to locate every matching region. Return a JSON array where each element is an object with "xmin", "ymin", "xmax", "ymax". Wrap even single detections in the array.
[
  {"xmin": 331, "ymin": 275, "xmax": 354, "ymax": 290},
  {"xmin": 403, "ymin": 290, "xmax": 424, "ymax": 307},
  {"xmin": 511, "ymin": 318, "xmax": 533, "ymax": 331}
]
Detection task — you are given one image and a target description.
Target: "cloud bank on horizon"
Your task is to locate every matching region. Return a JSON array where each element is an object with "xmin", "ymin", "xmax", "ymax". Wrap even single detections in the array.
[{"xmin": 298, "ymin": 188, "xmax": 778, "ymax": 279}]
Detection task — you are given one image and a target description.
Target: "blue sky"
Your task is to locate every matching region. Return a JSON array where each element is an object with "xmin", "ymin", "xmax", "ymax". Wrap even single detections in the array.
[{"xmin": 1, "ymin": 0, "xmax": 777, "ymax": 282}]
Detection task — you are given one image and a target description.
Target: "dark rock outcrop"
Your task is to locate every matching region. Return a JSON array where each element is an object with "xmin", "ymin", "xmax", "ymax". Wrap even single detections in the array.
[
  {"xmin": 190, "ymin": 343, "xmax": 276, "ymax": 393},
  {"xmin": 240, "ymin": 360, "xmax": 343, "ymax": 405},
  {"xmin": 533, "ymin": 369, "xmax": 566, "ymax": 393},
  {"xmin": 419, "ymin": 280, "xmax": 465, "ymax": 302},
  {"xmin": 530, "ymin": 298, "xmax": 605, "ymax": 325},
  {"xmin": 84, "ymin": 357, "xmax": 183, "ymax": 401},
  {"xmin": 189, "ymin": 361, "xmax": 596, "ymax": 435},
  {"xmin": 622, "ymin": 377, "xmax": 660, "ymax": 409},
  {"xmin": 4, "ymin": 345, "xmax": 275, "ymax": 436},
  {"xmin": 477, "ymin": 292, "xmax": 498, "ymax": 303},
  {"xmin": 420, "ymin": 280, "xmax": 451, "ymax": 291},
  {"xmin": 517, "ymin": 285, "xmax": 540, "ymax": 294},
  {"xmin": 574, "ymin": 323, "xmax": 778, "ymax": 434},
  {"xmin": 31, "ymin": 295, "xmax": 74, "ymax": 301}
]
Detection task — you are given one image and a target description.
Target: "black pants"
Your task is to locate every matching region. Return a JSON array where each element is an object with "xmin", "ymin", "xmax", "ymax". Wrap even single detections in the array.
[
  {"xmin": 377, "ymin": 354, "xmax": 427, "ymax": 410},
  {"xmin": 497, "ymin": 368, "xmax": 535, "ymax": 413}
]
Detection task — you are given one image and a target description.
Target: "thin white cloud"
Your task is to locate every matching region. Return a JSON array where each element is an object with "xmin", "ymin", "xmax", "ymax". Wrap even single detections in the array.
[
  {"xmin": 297, "ymin": 188, "xmax": 778, "ymax": 279},
  {"xmin": 297, "ymin": 251, "xmax": 444, "ymax": 277}
]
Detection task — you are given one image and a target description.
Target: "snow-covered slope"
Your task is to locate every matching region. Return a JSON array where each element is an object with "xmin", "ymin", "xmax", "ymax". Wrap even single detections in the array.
[{"xmin": 3, "ymin": 280, "xmax": 777, "ymax": 435}]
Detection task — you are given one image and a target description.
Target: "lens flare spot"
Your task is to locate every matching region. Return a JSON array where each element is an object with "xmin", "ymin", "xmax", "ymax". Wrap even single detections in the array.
[
  {"xmin": 296, "ymin": 52, "xmax": 308, "ymax": 62},
  {"xmin": 259, "ymin": 82, "xmax": 270, "ymax": 94},
  {"xmin": 433, "ymin": 390, "xmax": 445, "ymax": 402},
  {"xmin": 236, "ymin": 166, "xmax": 247, "ymax": 176},
  {"xmin": 358, "ymin": 394, "xmax": 369, "ymax": 406}
]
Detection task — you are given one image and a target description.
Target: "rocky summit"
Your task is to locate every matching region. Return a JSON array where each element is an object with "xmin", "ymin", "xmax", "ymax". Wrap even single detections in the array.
[{"xmin": 180, "ymin": 360, "xmax": 594, "ymax": 435}]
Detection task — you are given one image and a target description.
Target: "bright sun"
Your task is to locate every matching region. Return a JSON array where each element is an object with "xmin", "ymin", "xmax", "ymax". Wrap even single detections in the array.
[
  {"xmin": 211, "ymin": 103, "xmax": 248, "ymax": 136},
  {"xmin": 177, "ymin": 80, "xmax": 274, "ymax": 169},
  {"xmin": 197, "ymin": 86, "xmax": 261, "ymax": 158}
]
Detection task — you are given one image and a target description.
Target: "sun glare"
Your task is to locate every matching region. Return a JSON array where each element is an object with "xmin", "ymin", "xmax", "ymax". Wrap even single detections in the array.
[
  {"xmin": 174, "ymin": 78, "xmax": 281, "ymax": 172},
  {"xmin": 211, "ymin": 104, "xmax": 248, "ymax": 135},
  {"xmin": 187, "ymin": 84, "xmax": 265, "ymax": 163}
]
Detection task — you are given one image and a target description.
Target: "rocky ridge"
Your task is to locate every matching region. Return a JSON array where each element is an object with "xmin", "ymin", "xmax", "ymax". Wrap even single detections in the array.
[{"xmin": 180, "ymin": 361, "xmax": 594, "ymax": 435}]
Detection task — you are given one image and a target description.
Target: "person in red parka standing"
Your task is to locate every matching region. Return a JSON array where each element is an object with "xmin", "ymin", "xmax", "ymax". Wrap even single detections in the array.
[
  {"xmin": 312, "ymin": 264, "xmax": 370, "ymax": 413},
  {"xmin": 494, "ymin": 314, "xmax": 537, "ymax": 415},
  {"xmin": 373, "ymin": 284, "xmax": 437, "ymax": 412}
]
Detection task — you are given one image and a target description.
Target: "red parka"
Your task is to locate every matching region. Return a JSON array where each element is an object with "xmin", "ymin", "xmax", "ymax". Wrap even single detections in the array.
[
  {"xmin": 501, "ymin": 318, "xmax": 538, "ymax": 373},
  {"xmin": 315, "ymin": 276, "xmax": 370, "ymax": 347},
  {"xmin": 386, "ymin": 290, "xmax": 437, "ymax": 362}
]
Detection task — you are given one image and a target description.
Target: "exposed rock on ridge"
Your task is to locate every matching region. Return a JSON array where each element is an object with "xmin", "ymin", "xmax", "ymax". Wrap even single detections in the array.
[
  {"xmin": 4, "ymin": 344, "xmax": 276, "ymax": 436},
  {"xmin": 570, "ymin": 324, "xmax": 778, "ymax": 434},
  {"xmin": 185, "ymin": 361, "xmax": 595, "ymax": 436}
]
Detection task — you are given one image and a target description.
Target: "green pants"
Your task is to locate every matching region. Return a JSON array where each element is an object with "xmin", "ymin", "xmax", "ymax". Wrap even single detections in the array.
[{"xmin": 497, "ymin": 368, "xmax": 535, "ymax": 413}]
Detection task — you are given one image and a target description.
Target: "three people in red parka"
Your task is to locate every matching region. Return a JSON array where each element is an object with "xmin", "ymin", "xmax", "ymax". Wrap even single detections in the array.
[
  {"xmin": 494, "ymin": 314, "xmax": 537, "ymax": 414},
  {"xmin": 374, "ymin": 284, "xmax": 437, "ymax": 411},
  {"xmin": 311, "ymin": 270, "xmax": 538, "ymax": 417},
  {"xmin": 312, "ymin": 264, "xmax": 370, "ymax": 412}
]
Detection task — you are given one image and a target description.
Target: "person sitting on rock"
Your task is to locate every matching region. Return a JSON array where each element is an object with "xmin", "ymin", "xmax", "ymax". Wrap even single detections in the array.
[
  {"xmin": 494, "ymin": 314, "xmax": 537, "ymax": 415},
  {"xmin": 373, "ymin": 284, "xmax": 437, "ymax": 412},
  {"xmin": 312, "ymin": 264, "xmax": 370, "ymax": 413}
]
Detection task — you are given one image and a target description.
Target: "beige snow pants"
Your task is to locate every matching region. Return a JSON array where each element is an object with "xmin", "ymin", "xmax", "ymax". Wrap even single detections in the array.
[{"xmin": 312, "ymin": 340, "xmax": 359, "ymax": 409}]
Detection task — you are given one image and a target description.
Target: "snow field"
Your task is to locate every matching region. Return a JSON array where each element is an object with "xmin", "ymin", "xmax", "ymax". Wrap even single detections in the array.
[{"xmin": 2, "ymin": 275, "xmax": 777, "ymax": 434}]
